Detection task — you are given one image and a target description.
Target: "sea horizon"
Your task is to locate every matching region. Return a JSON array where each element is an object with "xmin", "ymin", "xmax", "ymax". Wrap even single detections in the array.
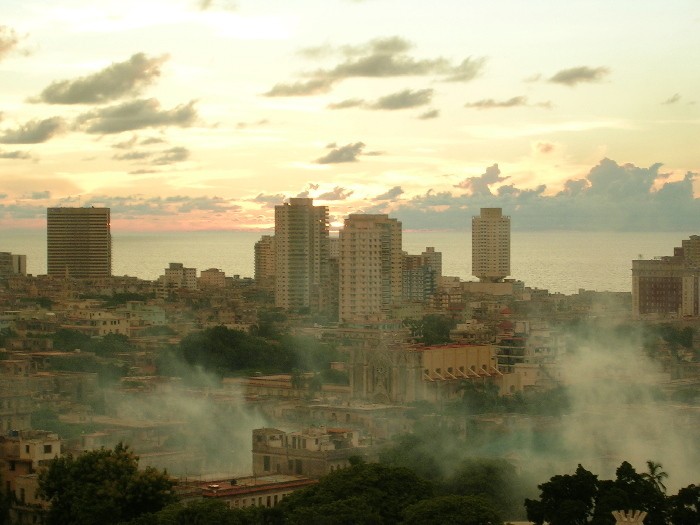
[{"xmin": 3, "ymin": 229, "xmax": 695, "ymax": 296}]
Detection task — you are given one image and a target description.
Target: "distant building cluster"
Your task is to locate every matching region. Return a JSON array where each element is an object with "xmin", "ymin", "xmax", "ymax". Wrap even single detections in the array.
[{"xmin": 256, "ymin": 199, "xmax": 512, "ymax": 324}]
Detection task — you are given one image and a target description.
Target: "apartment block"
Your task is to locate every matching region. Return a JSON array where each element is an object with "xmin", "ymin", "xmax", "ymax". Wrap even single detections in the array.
[
  {"xmin": 472, "ymin": 208, "xmax": 510, "ymax": 283},
  {"xmin": 254, "ymin": 235, "xmax": 276, "ymax": 292},
  {"xmin": 339, "ymin": 214, "xmax": 402, "ymax": 323},
  {"xmin": 274, "ymin": 199, "xmax": 329, "ymax": 311},
  {"xmin": 632, "ymin": 235, "xmax": 700, "ymax": 318},
  {"xmin": 252, "ymin": 427, "xmax": 375, "ymax": 479},
  {"xmin": 47, "ymin": 207, "xmax": 111, "ymax": 278}
]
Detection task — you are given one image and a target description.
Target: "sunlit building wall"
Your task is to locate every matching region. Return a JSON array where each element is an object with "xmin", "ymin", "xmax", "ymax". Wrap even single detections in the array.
[
  {"xmin": 472, "ymin": 207, "xmax": 510, "ymax": 283},
  {"xmin": 274, "ymin": 198, "xmax": 329, "ymax": 311},
  {"xmin": 339, "ymin": 214, "xmax": 402, "ymax": 323}
]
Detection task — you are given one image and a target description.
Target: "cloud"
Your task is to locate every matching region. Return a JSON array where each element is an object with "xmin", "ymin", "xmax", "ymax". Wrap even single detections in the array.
[
  {"xmin": 112, "ymin": 135, "xmax": 138, "ymax": 150},
  {"xmin": 327, "ymin": 98, "xmax": 365, "ymax": 110},
  {"xmin": 24, "ymin": 190, "xmax": 51, "ymax": 199},
  {"xmin": 316, "ymin": 142, "xmax": 365, "ymax": 164},
  {"xmin": 454, "ymin": 164, "xmax": 509, "ymax": 196},
  {"xmin": 0, "ymin": 26, "xmax": 22, "ymax": 61},
  {"xmin": 417, "ymin": 109, "xmax": 439, "ymax": 119},
  {"xmin": 0, "ymin": 117, "xmax": 66, "ymax": 144},
  {"xmin": 0, "ymin": 149, "xmax": 32, "ymax": 160},
  {"xmin": 265, "ymin": 36, "xmax": 485, "ymax": 96},
  {"xmin": 76, "ymin": 98, "xmax": 198, "ymax": 134},
  {"xmin": 388, "ymin": 159, "xmax": 699, "ymax": 231},
  {"xmin": 264, "ymin": 78, "xmax": 335, "ymax": 97},
  {"xmin": 113, "ymin": 150, "xmax": 153, "ymax": 161},
  {"xmin": 535, "ymin": 141, "xmax": 555, "ymax": 154},
  {"xmin": 175, "ymin": 195, "xmax": 237, "ymax": 213},
  {"xmin": 113, "ymin": 135, "xmax": 166, "ymax": 149},
  {"xmin": 662, "ymin": 93, "xmax": 681, "ymax": 105},
  {"xmin": 370, "ymin": 88, "xmax": 433, "ymax": 110},
  {"xmin": 141, "ymin": 136, "xmax": 166, "ymax": 145},
  {"xmin": 152, "ymin": 146, "xmax": 190, "ymax": 165},
  {"xmin": 465, "ymin": 96, "xmax": 529, "ymax": 109},
  {"xmin": 548, "ymin": 66, "xmax": 610, "ymax": 86},
  {"xmin": 251, "ymin": 193, "xmax": 286, "ymax": 207},
  {"xmin": 236, "ymin": 119, "xmax": 269, "ymax": 129},
  {"xmin": 34, "ymin": 53, "xmax": 168, "ymax": 104},
  {"xmin": 443, "ymin": 57, "xmax": 487, "ymax": 82},
  {"xmin": 317, "ymin": 186, "xmax": 354, "ymax": 200},
  {"xmin": 374, "ymin": 186, "xmax": 404, "ymax": 201}
]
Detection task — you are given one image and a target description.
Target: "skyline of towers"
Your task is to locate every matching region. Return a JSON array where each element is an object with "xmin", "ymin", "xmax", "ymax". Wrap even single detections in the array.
[
  {"xmin": 339, "ymin": 214, "xmax": 403, "ymax": 323},
  {"xmin": 472, "ymin": 207, "xmax": 510, "ymax": 283},
  {"xmin": 46, "ymin": 207, "xmax": 111, "ymax": 279},
  {"xmin": 274, "ymin": 198, "xmax": 330, "ymax": 312}
]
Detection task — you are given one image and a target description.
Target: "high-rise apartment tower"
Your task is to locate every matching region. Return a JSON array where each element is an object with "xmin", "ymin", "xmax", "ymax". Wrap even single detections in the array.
[
  {"xmin": 472, "ymin": 208, "xmax": 510, "ymax": 282},
  {"xmin": 339, "ymin": 214, "xmax": 402, "ymax": 322},
  {"xmin": 274, "ymin": 198, "xmax": 329, "ymax": 311},
  {"xmin": 47, "ymin": 207, "xmax": 111, "ymax": 278}
]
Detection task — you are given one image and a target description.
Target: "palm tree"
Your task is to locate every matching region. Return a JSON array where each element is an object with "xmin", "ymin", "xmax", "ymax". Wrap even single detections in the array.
[{"xmin": 642, "ymin": 460, "xmax": 668, "ymax": 494}]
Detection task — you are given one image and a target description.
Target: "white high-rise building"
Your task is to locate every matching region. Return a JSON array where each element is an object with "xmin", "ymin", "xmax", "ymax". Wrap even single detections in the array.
[
  {"xmin": 339, "ymin": 214, "xmax": 402, "ymax": 323},
  {"xmin": 472, "ymin": 208, "xmax": 510, "ymax": 282},
  {"xmin": 274, "ymin": 198, "xmax": 329, "ymax": 311}
]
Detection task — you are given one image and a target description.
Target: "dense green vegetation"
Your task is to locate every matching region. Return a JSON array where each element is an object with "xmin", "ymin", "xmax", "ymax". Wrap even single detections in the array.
[
  {"xmin": 526, "ymin": 461, "xmax": 699, "ymax": 525},
  {"xmin": 159, "ymin": 325, "xmax": 343, "ymax": 381},
  {"xmin": 38, "ymin": 443, "xmax": 176, "ymax": 525},
  {"xmin": 31, "ymin": 435, "xmax": 699, "ymax": 525},
  {"xmin": 404, "ymin": 314, "xmax": 457, "ymax": 345}
]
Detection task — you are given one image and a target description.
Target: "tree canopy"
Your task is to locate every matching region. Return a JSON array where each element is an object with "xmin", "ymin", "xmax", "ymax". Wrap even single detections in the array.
[
  {"xmin": 37, "ymin": 443, "xmax": 176, "ymax": 525},
  {"xmin": 524, "ymin": 461, "xmax": 692, "ymax": 525}
]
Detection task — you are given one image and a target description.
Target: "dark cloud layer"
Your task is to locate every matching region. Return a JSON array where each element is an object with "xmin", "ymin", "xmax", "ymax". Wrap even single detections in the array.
[
  {"xmin": 465, "ymin": 96, "xmax": 528, "ymax": 109},
  {"xmin": 317, "ymin": 186, "xmax": 354, "ymax": 200},
  {"xmin": 383, "ymin": 159, "xmax": 699, "ymax": 231},
  {"xmin": 417, "ymin": 109, "xmax": 439, "ymax": 119},
  {"xmin": 549, "ymin": 66, "xmax": 610, "ymax": 86},
  {"xmin": 370, "ymin": 88, "xmax": 433, "ymax": 110},
  {"xmin": 0, "ymin": 117, "xmax": 66, "ymax": 144},
  {"xmin": 76, "ymin": 98, "xmax": 197, "ymax": 134},
  {"xmin": 265, "ymin": 36, "xmax": 486, "ymax": 97},
  {"xmin": 317, "ymin": 142, "xmax": 365, "ymax": 164},
  {"xmin": 34, "ymin": 53, "xmax": 168, "ymax": 104},
  {"xmin": 0, "ymin": 149, "xmax": 31, "ymax": 160},
  {"xmin": 374, "ymin": 186, "xmax": 404, "ymax": 201},
  {"xmin": 251, "ymin": 193, "xmax": 286, "ymax": 207},
  {"xmin": 152, "ymin": 146, "xmax": 190, "ymax": 165}
]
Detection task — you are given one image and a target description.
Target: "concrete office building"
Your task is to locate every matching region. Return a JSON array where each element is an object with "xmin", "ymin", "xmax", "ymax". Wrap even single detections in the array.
[
  {"xmin": 274, "ymin": 198, "xmax": 329, "ymax": 311},
  {"xmin": 632, "ymin": 235, "xmax": 700, "ymax": 318},
  {"xmin": 47, "ymin": 207, "xmax": 111, "ymax": 278},
  {"xmin": 339, "ymin": 214, "xmax": 402, "ymax": 323},
  {"xmin": 472, "ymin": 208, "xmax": 510, "ymax": 282}
]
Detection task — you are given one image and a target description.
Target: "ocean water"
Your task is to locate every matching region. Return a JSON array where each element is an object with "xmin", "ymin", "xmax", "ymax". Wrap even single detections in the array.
[{"xmin": 1, "ymin": 230, "xmax": 694, "ymax": 295}]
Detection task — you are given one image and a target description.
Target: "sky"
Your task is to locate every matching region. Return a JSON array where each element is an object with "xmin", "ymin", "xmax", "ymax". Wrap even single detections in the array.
[{"xmin": 0, "ymin": 0, "xmax": 699, "ymax": 232}]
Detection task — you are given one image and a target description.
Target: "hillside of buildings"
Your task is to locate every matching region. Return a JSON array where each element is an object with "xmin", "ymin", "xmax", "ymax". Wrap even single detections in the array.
[{"xmin": 0, "ymin": 206, "xmax": 698, "ymax": 523}]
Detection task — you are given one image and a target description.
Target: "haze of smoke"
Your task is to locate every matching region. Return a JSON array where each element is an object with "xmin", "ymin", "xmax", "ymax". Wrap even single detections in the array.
[
  {"xmin": 555, "ymin": 329, "xmax": 698, "ymax": 491},
  {"xmin": 101, "ymin": 362, "xmax": 270, "ymax": 477}
]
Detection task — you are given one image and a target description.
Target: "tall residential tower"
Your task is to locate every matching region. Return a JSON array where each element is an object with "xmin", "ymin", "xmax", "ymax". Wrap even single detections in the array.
[
  {"xmin": 339, "ymin": 214, "xmax": 402, "ymax": 323},
  {"xmin": 47, "ymin": 207, "xmax": 111, "ymax": 278},
  {"xmin": 472, "ymin": 207, "xmax": 510, "ymax": 282},
  {"xmin": 274, "ymin": 198, "xmax": 329, "ymax": 311}
]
